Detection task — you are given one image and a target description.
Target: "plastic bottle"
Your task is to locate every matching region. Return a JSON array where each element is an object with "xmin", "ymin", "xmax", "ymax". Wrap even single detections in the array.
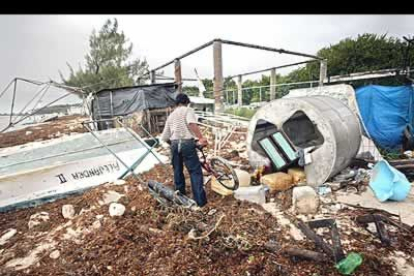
[{"xmin": 335, "ymin": 252, "xmax": 363, "ymax": 275}]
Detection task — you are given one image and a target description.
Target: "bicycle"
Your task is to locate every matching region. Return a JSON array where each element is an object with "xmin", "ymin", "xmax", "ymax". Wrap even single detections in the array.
[{"xmin": 196, "ymin": 144, "xmax": 239, "ymax": 191}]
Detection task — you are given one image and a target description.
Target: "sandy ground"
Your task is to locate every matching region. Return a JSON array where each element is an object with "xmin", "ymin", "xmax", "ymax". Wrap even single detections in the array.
[{"xmin": 336, "ymin": 188, "xmax": 414, "ymax": 226}]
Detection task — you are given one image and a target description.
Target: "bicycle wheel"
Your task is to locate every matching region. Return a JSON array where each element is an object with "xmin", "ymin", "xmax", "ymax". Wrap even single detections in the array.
[{"xmin": 210, "ymin": 156, "xmax": 239, "ymax": 190}]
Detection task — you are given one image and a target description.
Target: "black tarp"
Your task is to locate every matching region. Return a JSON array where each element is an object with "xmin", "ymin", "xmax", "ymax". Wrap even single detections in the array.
[{"xmin": 92, "ymin": 83, "xmax": 178, "ymax": 119}]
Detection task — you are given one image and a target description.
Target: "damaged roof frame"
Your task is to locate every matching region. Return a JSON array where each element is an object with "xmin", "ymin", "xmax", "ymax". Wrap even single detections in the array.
[
  {"xmin": 0, "ymin": 77, "xmax": 86, "ymax": 133},
  {"xmin": 150, "ymin": 38, "xmax": 324, "ymax": 79},
  {"xmin": 148, "ymin": 38, "xmax": 327, "ymax": 112}
]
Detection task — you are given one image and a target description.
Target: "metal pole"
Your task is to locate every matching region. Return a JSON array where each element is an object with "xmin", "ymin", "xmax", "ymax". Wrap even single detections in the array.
[
  {"xmin": 155, "ymin": 76, "xmax": 197, "ymax": 81},
  {"xmin": 15, "ymin": 83, "xmax": 48, "ymax": 120},
  {"xmin": 227, "ymin": 59, "xmax": 319, "ymax": 79},
  {"xmin": 220, "ymin": 39, "xmax": 323, "ymax": 60},
  {"xmin": 83, "ymin": 122, "xmax": 142, "ymax": 181},
  {"xmin": 0, "ymin": 78, "xmax": 16, "ymax": 100},
  {"xmin": 9, "ymin": 79, "xmax": 17, "ymax": 125},
  {"xmin": 151, "ymin": 40, "xmax": 215, "ymax": 72},
  {"xmin": 1, "ymin": 92, "xmax": 72, "ymax": 133},
  {"xmin": 30, "ymin": 84, "xmax": 51, "ymax": 117},
  {"xmin": 118, "ymin": 122, "xmax": 167, "ymax": 179},
  {"xmin": 213, "ymin": 40, "xmax": 224, "ymax": 113}
]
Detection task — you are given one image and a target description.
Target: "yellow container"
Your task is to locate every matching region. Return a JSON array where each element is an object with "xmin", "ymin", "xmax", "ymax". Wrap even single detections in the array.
[
  {"xmin": 288, "ymin": 168, "xmax": 306, "ymax": 184},
  {"xmin": 261, "ymin": 172, "xmax": 294, "ymax": 192}
]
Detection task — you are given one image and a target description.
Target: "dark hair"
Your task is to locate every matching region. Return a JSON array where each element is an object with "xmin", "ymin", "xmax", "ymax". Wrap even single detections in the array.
[{"xmin": 175, "ymin": 93, "xmax": 191, "ymax": 105}]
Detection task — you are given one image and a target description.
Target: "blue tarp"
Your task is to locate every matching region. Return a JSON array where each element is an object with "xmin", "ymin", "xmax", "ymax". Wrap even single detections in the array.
[{"xmin": 356, "ymin": 85, "xmax": 414, "ymax": 150}]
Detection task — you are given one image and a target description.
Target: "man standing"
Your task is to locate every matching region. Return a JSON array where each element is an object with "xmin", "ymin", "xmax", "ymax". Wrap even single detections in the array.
[{"xmin": 161, "ymin": 93, "xmax": 208, "ymax": 207}]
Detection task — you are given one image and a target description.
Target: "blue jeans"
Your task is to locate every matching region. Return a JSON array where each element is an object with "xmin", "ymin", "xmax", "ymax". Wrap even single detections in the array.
[{"xmin": 170, "ymin": 139, "xmax": 207, "ymax": 207}]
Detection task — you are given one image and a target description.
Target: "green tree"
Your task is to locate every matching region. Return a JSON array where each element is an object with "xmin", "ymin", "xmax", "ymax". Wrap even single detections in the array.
[
  {"xmin": 60, "ymin": 18, "xmax": 149, "ymax": 93},
  {"xmin": 182, "ymin": 86, "xmax": 199, "ymax": 96},
  {"xmin": 202, "ymin": 79, "xmax": 214, "ymax": 94},
  {"xmin": 287, "ymin": 33, "xmax": 414, "ymax": 87}
]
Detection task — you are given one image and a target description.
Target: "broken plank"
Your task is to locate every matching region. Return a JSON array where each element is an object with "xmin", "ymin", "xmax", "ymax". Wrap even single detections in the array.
[
  {"xmin": 282, "ymin": 247, "xmax": 327, "ymax": 262},
  {"xmin": 297, "ymin": 221, "xmax": 334, "ymax": 257}
]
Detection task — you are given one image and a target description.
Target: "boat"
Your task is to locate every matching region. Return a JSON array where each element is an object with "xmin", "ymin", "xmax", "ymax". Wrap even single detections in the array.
[{"xmin": 0, "ymin": 127, "xmax": 166, "ymax": 211}]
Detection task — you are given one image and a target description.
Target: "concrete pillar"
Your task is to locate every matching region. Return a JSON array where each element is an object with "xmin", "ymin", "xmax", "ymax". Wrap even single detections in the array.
[
  {"xmin": 150, "ymin": 70, "xmax": 156, "ymax": 84},
  {"xmin": 319, "ymin": 60, "xmax": 327, "ymax": 86},
  {"xmin": 270, "ymin": 68, "xmax": 276, "ymax": 100},
  {"xmin": 213, "ymin": 41, "xmax": 224, "ymax": 113},
  {"xmin": 174, "ymin": 59, "xmax": 182, "ymax": 93},
  {"xmin": 237, "ymin": 75, "xmax": 242, "ymax": 107}
]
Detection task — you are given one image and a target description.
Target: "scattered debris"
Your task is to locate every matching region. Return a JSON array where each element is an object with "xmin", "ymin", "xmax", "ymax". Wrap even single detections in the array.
[
  {"xmin": 92, "ymin": 220, "xmax": 102, "ymax": 229},
  {"xmin": 108, "ymin": 203, "xmax": 126, "ymax": 217},
  {"xmin": 233, "ymin": 169, "xmax": 251, "ymax": 187},
  {"xmin": 0, "ymin": 116, "xmax": 413, "ymax": 275},
  {"xmin": 5, "ymin": 243, "xmax": 55, "ymax": 270},
  {"xmin": 356, "ymin": 214, "xmax": 391, "ymax": 245},
  {"xmin": 389, "ymin": 254, "xmax": 414, "ymax": 276},
  {"xmin": 297, "ymin": 218, "xmax": 345, "ymax": 263},
  {"xmin": 0, "ymin": 229, "xmax": 17, "ymax": 245},
  {"xmin": 111, "ymin": 179, "xmax": 127, "ymax": 186},
  {"xmin": 282, "ymin": 247, "xmax": 327, "ymax": 263},
  {"xmin": 0, "ymin": 116, "xmax": 87, "ymax": 149},
  {"xmin": 292, "ymin": 186, "xmax": 320, "ymax": 214},
  {"xmin": 28, "ymin": 212, "xmax": 50, "ymax": 230},
  {"xmin": 148, "ymin": 180, "xmax": 197, "ymax": 208},
  {"xmin": 370, "ymin": 160, "xmax": 411, "ymax": 202},
  {"xmin": 335, "ymin": 252, "xmax": 363, "ymax": 275},
  {"xmin": 234, "ymin": 185, "xmax": 266, "ymax": 204},
  {"xmin": 99, "ymin": 191, "xmax": 124, "ymax": 206},
  {"xmin": 49, "ymin": 250, "xmax": 60, "ymax": 260},
  {"xmin": 211, "ymin": 176, "xmax": 234, "ymax": 196},
  {"xmin": 61, "ymin": 204, "xmax": 75, "ymax": 219}
]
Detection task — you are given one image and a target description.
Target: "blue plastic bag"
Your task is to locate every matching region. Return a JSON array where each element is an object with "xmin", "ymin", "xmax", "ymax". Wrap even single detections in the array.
[{"xmin": 369, "ymin": 160, "xmax": 411, "ymax": 202}]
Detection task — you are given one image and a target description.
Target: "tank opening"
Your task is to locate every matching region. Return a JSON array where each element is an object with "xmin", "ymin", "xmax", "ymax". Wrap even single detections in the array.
[
  {"xmin": 282, "ymin": 111, "xmax": 324, "ymax": 149},
  {"xmin": 251, "ymin": 119, "xmax": 278, "ymax": 153},
  {"xmin": 251, "ymin": 119, "xmax": 299, "ymax": 172}
]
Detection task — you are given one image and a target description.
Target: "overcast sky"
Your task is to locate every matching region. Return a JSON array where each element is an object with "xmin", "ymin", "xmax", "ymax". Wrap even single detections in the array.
[{"xmin": 1, "ymin": 14, "xmax": 414, "ymax": 111}]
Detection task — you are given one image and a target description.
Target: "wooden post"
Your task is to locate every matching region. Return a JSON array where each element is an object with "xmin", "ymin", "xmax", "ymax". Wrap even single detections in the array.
[
  {"xmin": 174, "ymin": 59, "xmax": 182, "ymax": 93},
  {"xmin": 213, "ymin": 41, "xmax": 224, "ymax": 113},
  {"xmin": 270, "ymin": 68, "xmax": 276, "ymax": 100},
  {"xmin": 150, "ymin": 70, "xmax": 156, "ymax": 84},
  {"xmin": 259, "ymin": 87, "xmax": 262, "ymax": 102},
  {"xmin": 319, "ymin": 60, "xmax": 327, "ymax": 86},
  {"xmin": 237, "ymin": 75, "xmax": 242, "ymax": 107}
]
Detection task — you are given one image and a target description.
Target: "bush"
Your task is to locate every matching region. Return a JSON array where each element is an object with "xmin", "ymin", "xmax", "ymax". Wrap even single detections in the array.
[{"xmin": 225, "ymin": 107, "xmax": 257, "ymax": 119}]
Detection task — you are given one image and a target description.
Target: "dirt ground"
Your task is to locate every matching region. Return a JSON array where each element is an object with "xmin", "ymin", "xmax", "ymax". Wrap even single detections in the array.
[
  {"xmin": 0, "ymin": 131, "xmax": 413, "ymax": 275},
  {"xmin": 0, "ymin": 116, "xmax": 88, "ymax": 149}
]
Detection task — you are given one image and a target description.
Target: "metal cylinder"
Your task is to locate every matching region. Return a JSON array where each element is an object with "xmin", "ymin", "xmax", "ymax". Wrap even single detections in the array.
[{"xmin": 247, "ymin": 96, "xmax": 361, "ymax": 186}]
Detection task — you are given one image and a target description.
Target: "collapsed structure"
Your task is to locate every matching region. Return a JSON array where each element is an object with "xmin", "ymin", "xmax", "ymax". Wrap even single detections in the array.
[
  {"xmin": 91, "ymin": 83, "xmax": 177, "ymax": 132},
  {"xmin": 0, "ymin": 38, "xmax": 414, "ymax": 275}
]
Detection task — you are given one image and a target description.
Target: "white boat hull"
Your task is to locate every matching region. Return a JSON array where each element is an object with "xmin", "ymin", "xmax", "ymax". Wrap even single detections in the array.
[{"xmin": 0, "ymin": 128, "xmax": 166, "ymax": 210}]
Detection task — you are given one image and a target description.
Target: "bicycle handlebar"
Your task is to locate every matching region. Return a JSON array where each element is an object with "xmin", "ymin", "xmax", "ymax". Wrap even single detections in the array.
[{"xmin": 195, "ymin": 143, "xmax": 205, "ymax": 151}]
